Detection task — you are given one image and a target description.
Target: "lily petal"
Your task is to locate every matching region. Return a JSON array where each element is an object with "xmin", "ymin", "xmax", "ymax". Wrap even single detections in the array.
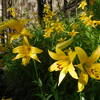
[
  {"xmin": 48, "ymin": 62, "xmax": 58, "ymax": 72},
  {"xmin": 6, "ymin": 19, "xmax": 23, "ymax": 32},
  {"xmin": 31, "ymin": 47, "xmax": 43, "ymax": 54},
  {"xmin": 77, "ymin": 81, "xmax": 85, "ymax": 92},
  {"xmin": 56, "ymin": 38, "xmax": 73, "ymax": 49},
  {"xmin": 30, "ymin": 54, "xmax": 41, "ymax": 62},
  {"xmin": 77, "ymin": 72, "xmax": 88, "ymax": 92},
  {"xmin": 48, "ymin": 60, "xmax": 67, "ymax": 72},
  {"xmin": 88, "ymin": 46, "xmax": 100, "ymax": 64},
  {"xmin": 23, "ymin": 36, "xmax": 30, "ymax": 45},
  {"xmin": 87, "ymin": 63, "xmax": 100, "ymax": 80},
  {"xmin": 9, "ymin": 33, "xmax": 20, "ymax": 43},
  {"xmin": 56, "ymin": 48, "xmax": 66, "ymax": 56},
  {"xmin": 13, "ymin": 46, "xmax": 23, "ymax": 53},
  {"xmin": 21, "ymin": 28, "xmax": 33, "ymax": 38},
  {"xmin": 68, "ymin": 50, "xmax": 76, "ymax": 62},
  {"xmin": 75, "ymin": 47, "xmax": 88, "ymax": 63},
  {"xmin": 76, "ymin": 64, "xmax": 85, "ymax": 72},
  {"xmin": 68, "ymin": 63, "xmax": 78, "ymax": 79},
  {"xmin": 12, "ymin": 54, "xmax": 24, "ymax": 60},
  {"xmin": 22, "ymin": 57, "xmax": 30, "ymax": 66},
  {"xmin": 48, "ymin": 50, "xmax": 67, "ymax": 60},
  {"xmin": 58, "ymin": 67, "xmax": 68, "ymax": 86},
  {"xmin": 48, "ymin": 50, "xmax": 61, "ymax": 60}
]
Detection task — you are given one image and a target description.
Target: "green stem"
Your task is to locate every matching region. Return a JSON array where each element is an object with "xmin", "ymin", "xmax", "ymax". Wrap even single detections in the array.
[
  {"xmin": 33, "ymin": 60, "xmax": 46, "ymax": 100},
  {"xmin": 80, "ymin": 92, "xmax": 85, "ymax": 100},
  {"xmin": 33, "ymin": 60, "xmax": 39, "ymax": 79}
]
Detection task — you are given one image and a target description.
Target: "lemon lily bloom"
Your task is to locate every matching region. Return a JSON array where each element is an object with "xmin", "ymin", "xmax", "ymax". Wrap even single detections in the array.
[
  {"xmin": 0, "ymin": 19, "xmax": 32, "ymax": 43},
  {"xmin": 9, "ymin": 28, "xmax": 33, "ymax": 43},
  {"xmin": 12, "ymin": 37, "xmax": 43, "ymax": 66},
  {"xmin": 75, "ymin": 46, "xmax": 100, "ymax": 92},
  {"xmin": 43, "ymin": 27, "xmax": 53, "ymax": 38},
  {"xmin": 79, "ymin": 12, "xmax": 97, "ymax": 28},
  {"xmin": 48, "ymin": 48, "xmax": 78, "ymax": 86},
  {"xmin": 78, "ymin": 0, "xmax": 87, "ymax": 10},
  {"xmin": 7, "ymin": 7, "xmax": 16, "ymax": 17},
  {"xmin": 0, "ymin": 19, "xmax": 30, "ymax": 32},
  {"xmin": 68, "ymin": 30, "xmax": 78, "ymax": 37}
]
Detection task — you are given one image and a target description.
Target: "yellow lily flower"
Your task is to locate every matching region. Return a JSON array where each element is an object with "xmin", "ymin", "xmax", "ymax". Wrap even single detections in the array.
[
  {"xmin": 75, "ymin": 46, "xmax": 100, "ymax": 92},
  {"xmin": 57, "ymin": 38, "xmax": 67, "ymax": 43},
  {"xmin": 43, "ymin": 27, "xmax": 54, "ymax": 38},
  {"xmin": 0, "ymin": 19, "xmax": 31, "ymax": 33},
  {"xmin": 71, "ymin": 23, "xmax": 78, "ymax": 30},
  {"xmin": 0, "ymin": 19, "xmax": 32, "ymax": 43},
  {"xmin": 44, "ymin": 3, "xmax": 51, "ymax": 13},
  {"xmin": 52, "ymin": 19, "xmax": 65, "ymax": 33},
  {"xmin": 79, "ymin": 13, "xmax": 97, "ymax": 28},
  {"xmin": 81, "ymin": 15, "xmax": 96, "ymax": 28},
  {"xmin": 93, "ymin": 20, "xmax": 100, "ymax": 26},
  {"xmin": 9, "ymin": 28, "xmax": 33, "ymax": 43},
  {"xmin": 68, "ymin": 30, "xmax": 78, "ymax": 37},
  {"xmin": 12, "ymin": 37, "xmax": 43, "ymax": 66},
  {"xmin": 7, "ymin": 7, "xmax": 16, "ymax": 17},
  {"xmin": 78, "ymin": 0, "xmax": 87, "ymax": 10},
  {"xmin": 48, "ymin": 48, "xmax": 78, "ymax": 86},
  {"xmin": 43, "ymin": 3, "xmax": 55, "ymax": 23}
]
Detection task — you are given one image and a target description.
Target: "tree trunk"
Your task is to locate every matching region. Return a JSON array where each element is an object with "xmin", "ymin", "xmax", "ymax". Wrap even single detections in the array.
[{"xmin": 37, "ymin": 0, "xmax": 45, "ymax": 24}]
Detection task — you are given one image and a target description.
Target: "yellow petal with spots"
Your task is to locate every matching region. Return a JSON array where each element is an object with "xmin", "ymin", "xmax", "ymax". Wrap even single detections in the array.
[
  {"xmin": 48, "ymin": 61, "xmax": 60, "ymax": 72},
  {"xmin": 48, "ymin": 60, "xmax": 68, "ymax": 72},
  {"xmin": 87, "ymin": 63, "xmax": 100, "ymax": 80}
]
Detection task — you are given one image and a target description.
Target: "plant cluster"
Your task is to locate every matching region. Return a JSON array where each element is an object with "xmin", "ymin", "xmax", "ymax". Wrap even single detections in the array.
[{"xmin": 0, "ymin": 0, "xmax": 100, "ymax": 100}]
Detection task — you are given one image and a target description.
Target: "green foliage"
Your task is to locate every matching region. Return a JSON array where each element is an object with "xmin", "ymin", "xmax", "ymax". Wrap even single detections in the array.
[{"xmin": 0, "ymin": 1, "xmax": 100, "ymax": 100}]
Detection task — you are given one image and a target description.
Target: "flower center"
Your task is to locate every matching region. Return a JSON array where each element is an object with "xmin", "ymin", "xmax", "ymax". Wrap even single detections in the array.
[{"xmin": 57, "ymin": 63, "xmax": 63, "ymax": 70}]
